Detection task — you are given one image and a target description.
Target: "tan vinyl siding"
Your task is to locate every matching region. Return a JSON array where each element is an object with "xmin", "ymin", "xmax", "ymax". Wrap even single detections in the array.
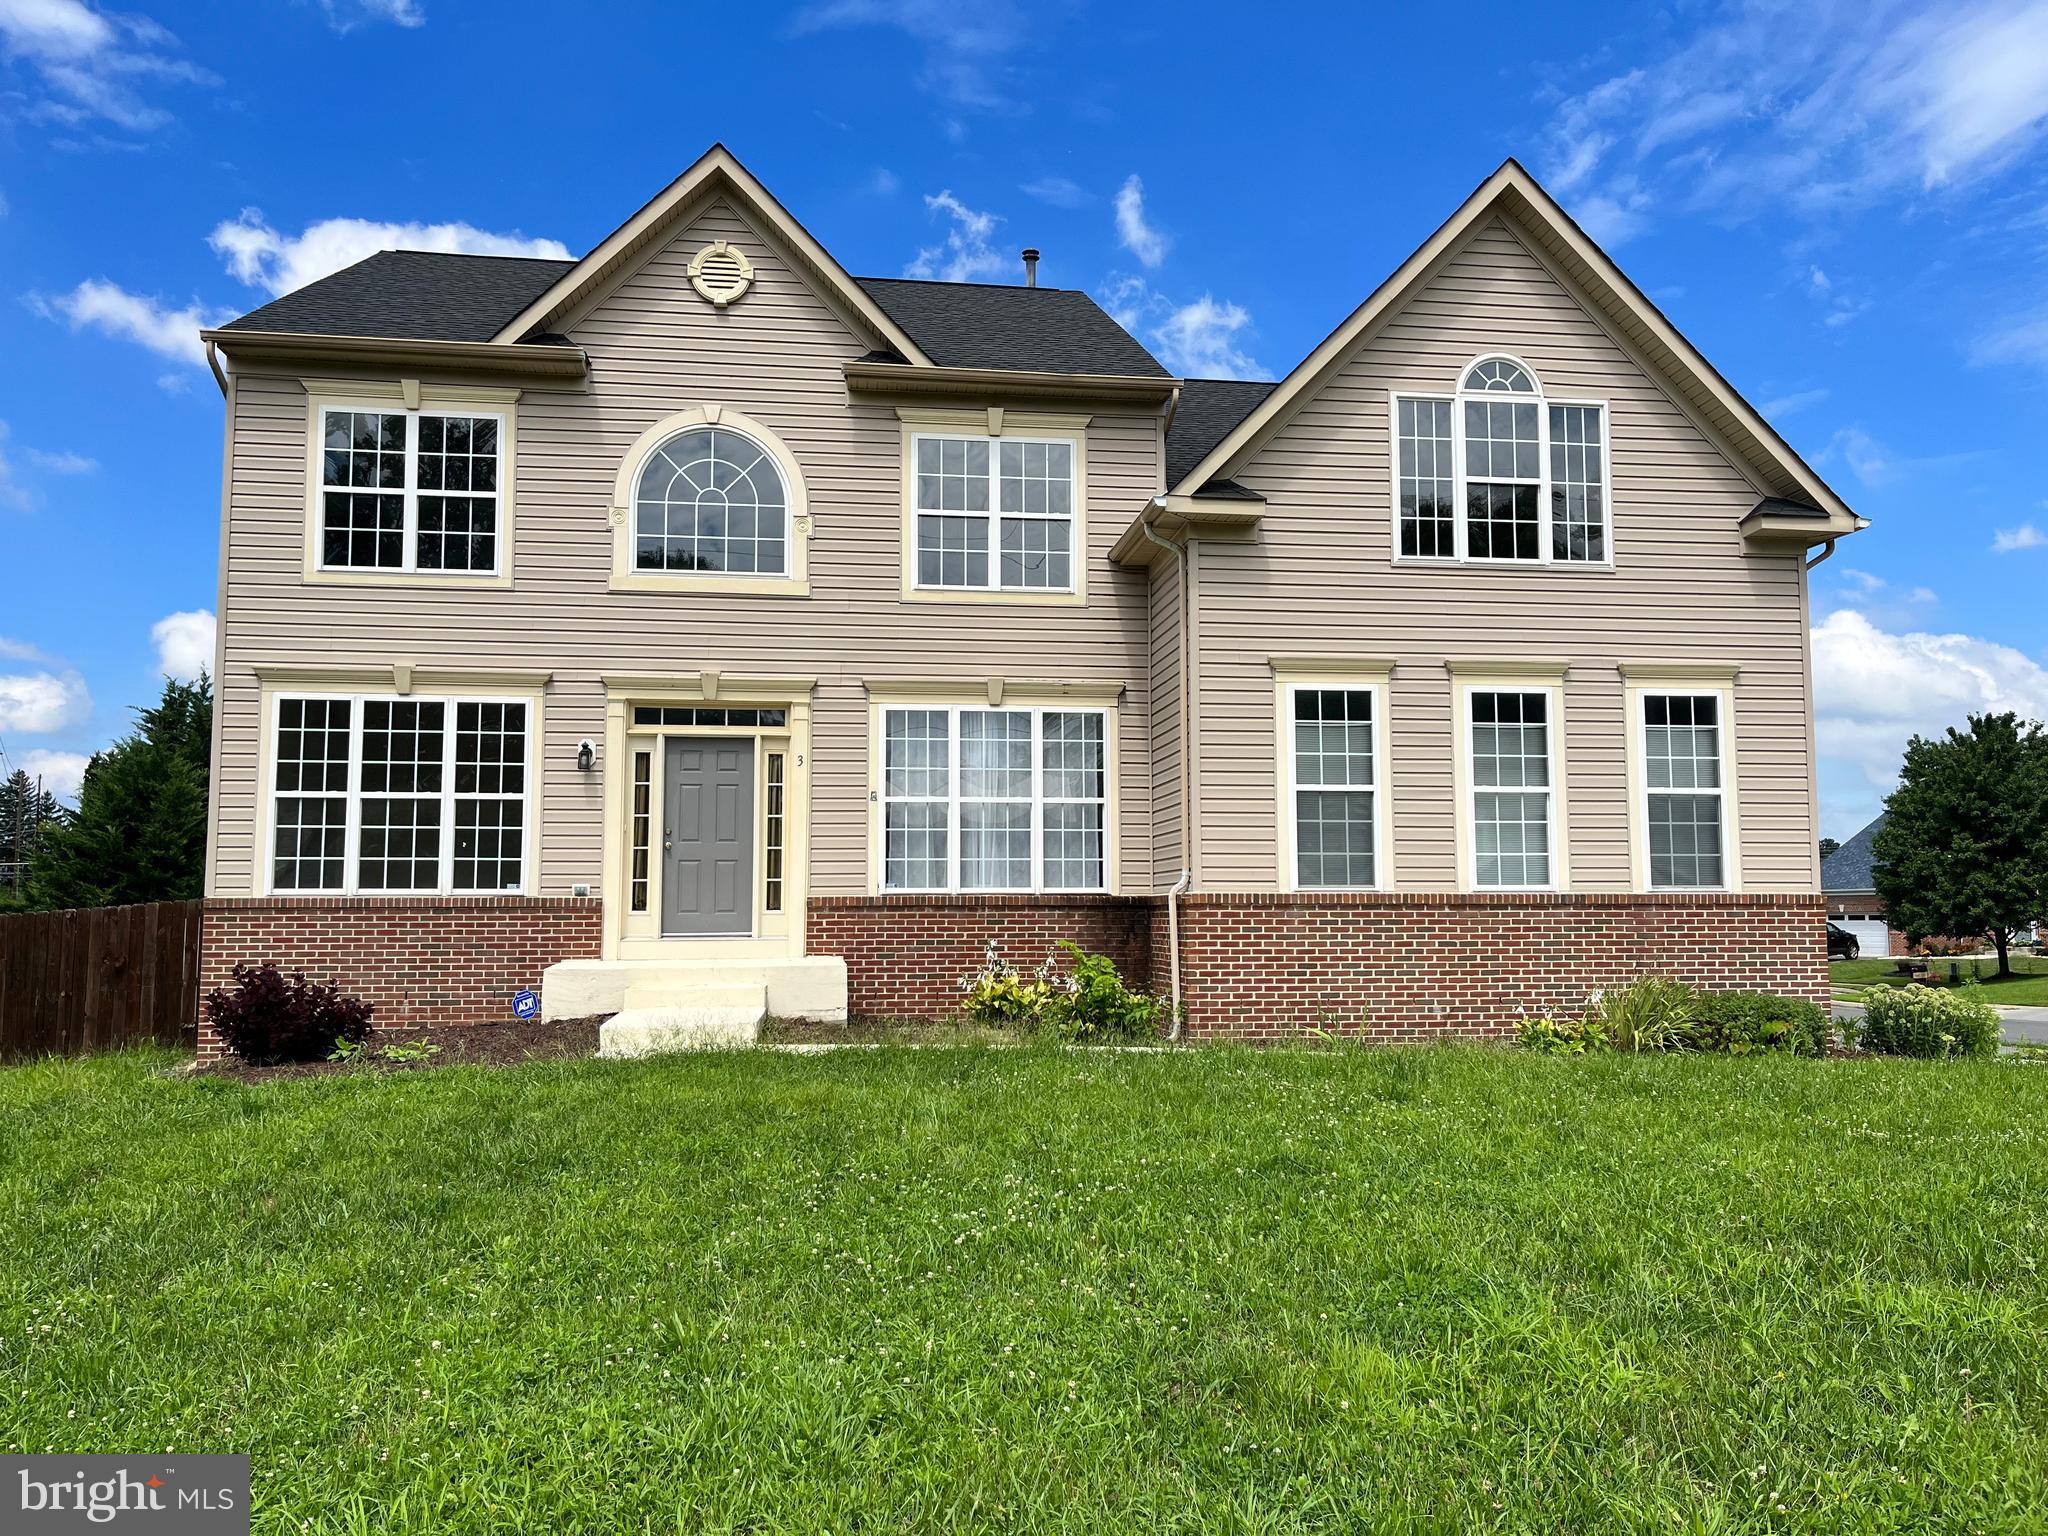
[
  {"xmin": 212, "ymin": 195, "xmax": 1160, "ymax": 898},
  {"xmin": 1195, "ymin": 213, "xmax": 1816, "ymax": 893},
  {"xmin": 1147, "ymin": 552, "xmax": 1183, "ymax": 886}
]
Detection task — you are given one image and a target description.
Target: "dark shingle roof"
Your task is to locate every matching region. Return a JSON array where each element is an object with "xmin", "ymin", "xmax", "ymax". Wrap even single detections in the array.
[
  {"xmin": 1746, "ymin": 496, "xmax": 1831, "ymax": 520},
  {"xmin": 219, "ymin": 252, "xmax": 1170, "ymax": 379},
  {"xmin": 1166, "ymin": 378, "xmax": 1277, "ymax": 488},
  {"xmin": 221, "ymin": 251, "xmax": 575, "ymax": 342},
  {"xmin": 1821, "ymin": 814, "xmax": 1885, "ymax": 892},
  {"xmin": 855, "ymin": 278, "xmax": 1169, "ymax": 378}
]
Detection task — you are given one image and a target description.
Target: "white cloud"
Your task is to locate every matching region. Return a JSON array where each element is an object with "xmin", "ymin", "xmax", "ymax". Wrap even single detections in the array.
[
  {"xmin": 18, "ymin": 747, "xmax": 87, "ymax": 800},
  {"xmin": 1839, "ymin": 566, "xmax": 1887, "ymax": 595},
  {"xmin": 1113, "ymin": 174, "xmax": 1169, "ymax": 267},
  {"xmin": 1150, "ymin": 295, "xmax": 1266, "ymax": 381},
  {"xmin": 24, "ymin": 446, "xmax": 93, "ymax": 474},
  {"xmin": 150, "ymin": 609, "xmax": 214, "ymax": 681},
  {"xmin": 318, "ymin": 0, "xmax": 424, "ymax": 30},
  {"xmin": 1761, "ymin": 386, "xmax": 1831, "ymax": 419},
  {"xmin": 0, "ymin": 419, "xmax": 95, "ymax": 509},
  {"xmin": 0, "ymin": 0, "xmax": 215, "ymax": 136},
  {"xmin": 1021, "ymin": 175, "xmax": 1089, "ymax": 208},
  {"xmin": 788, "ymin": 0, "xmax": 1028, "ymax": 113},
  {"xmin": 1808, "ymin": 266, "xmax": 1833, "ymax": 295},
  {"xmin": 1569, "ymin": 177, "xmax": 1652, "ymax": 247},
  {"xmin": 1993, "ymin": 521, "xmax": 2048, "ymax": 551},
  {"xmin": 1541, "ymin": 1, "xmax": 2048, "ymax": 241},
  {"xmin": 0, "ymin": 665, "xmax": 90, "ymax": 734},
  {"xmin": 1822, "ymin": 426, "xmax": 1896, "ymax": 487},
  {"xmin": 209, "ymin": 210, "xmax": 570, "ymax": 298},
  {"xmin": 1814, "ymin": 609, "xmax": 2048, "ymax": 804},
  {"xmin": 903, "ymin": 189, "xmax": 1009, "ymax": 282},
  {"xmin": 1972, "ymin": 307, "xmax": 2048, "ymax": 368},
  {"xmin": 28, "ymin": 278, "xmax": 231, "ymax": 366},
  {"xmin": 864, "ymin": 167, "xmax": 900, "ymax": 196}
]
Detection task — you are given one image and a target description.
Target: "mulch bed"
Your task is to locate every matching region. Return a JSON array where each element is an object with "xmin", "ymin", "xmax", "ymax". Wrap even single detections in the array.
[{"xmin": 195, "ymin": 1016, "xmax": 605, "ymax": 1082}]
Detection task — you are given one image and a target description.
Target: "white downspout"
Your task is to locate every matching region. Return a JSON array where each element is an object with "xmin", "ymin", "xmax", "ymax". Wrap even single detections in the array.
[{"xmin": 1142, "ymin": 506, "xmax": 1192, "ymax": 1039}]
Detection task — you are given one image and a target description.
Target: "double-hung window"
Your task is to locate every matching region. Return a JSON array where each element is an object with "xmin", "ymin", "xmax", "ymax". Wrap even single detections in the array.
[
  {"xmin": 879, "ymin": 705, "xmax": 1107, "ymax": 891},
  {"xmin": 318, "ymin": 405, "xmax": 504, "ymax": 575},
  {"xmin": 269, "ymin": 693, "xmax": 531, "ymax": 894},
  {"xmin": 1285, "ymin": 685, "xmax": 1382, "ymax": 889},
  {"xmin": 1465, "ymin": 688, "xmax": 1557, "ymax": 889},
  {"xmin": 1642, "ymin": 692, "xmax": 1727, "ymax": 889},
  {"xmin": 1393, "ymin": 355, "xmax": 1609, "ymax": 565},
  {"xmin": 912, "ymin": 433, "xmax": 1076, "ymax": 593}
]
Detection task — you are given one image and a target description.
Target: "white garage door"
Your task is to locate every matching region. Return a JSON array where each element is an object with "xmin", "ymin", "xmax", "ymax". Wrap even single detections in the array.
[{"xmin": 1838, "ymin": 918, "xmax": 1889, "ymax": 956}]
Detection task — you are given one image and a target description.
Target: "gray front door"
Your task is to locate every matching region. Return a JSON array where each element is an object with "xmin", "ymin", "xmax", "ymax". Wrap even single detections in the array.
[{"xmin": 662, "ymin": 737, "xmax": 754, "ymax": 936}]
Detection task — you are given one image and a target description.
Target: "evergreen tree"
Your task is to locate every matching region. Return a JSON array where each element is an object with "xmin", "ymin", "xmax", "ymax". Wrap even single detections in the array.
[
  {"xmin": 27, "ymin": 675, "xmax": 211, "ymax": 910},
  {"xmin": 1871, "ymin": 712, "xmax": 2048, "ymax": 977},
  {"xmin": 1818, "ymin": 836, "xmax": 1840, "ymax": 862}
]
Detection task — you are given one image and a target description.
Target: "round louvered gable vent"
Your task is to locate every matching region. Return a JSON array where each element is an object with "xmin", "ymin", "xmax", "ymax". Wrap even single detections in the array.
[{"xmin": 688, "ymin": 240, "xmax": 755, "ymax": 307}]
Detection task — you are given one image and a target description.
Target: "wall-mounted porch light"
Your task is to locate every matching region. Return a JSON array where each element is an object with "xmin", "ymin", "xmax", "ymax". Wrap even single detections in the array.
[{"xmin": 576, "ymin": 739, "xmax": 597, "ymax": 772}]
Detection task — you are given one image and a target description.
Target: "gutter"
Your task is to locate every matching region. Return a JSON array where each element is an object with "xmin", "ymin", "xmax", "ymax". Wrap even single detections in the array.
[
  {"xmin": 204, "ymin": 339, "xmax": 229, "ymax": 398},
  {"xmin": 199, "ymin": 329, "xmax": 591, "ymax": 379},
  {"xmin": 1140, "ymin": 498, "xmax": 1195, "ymax": 1040}
]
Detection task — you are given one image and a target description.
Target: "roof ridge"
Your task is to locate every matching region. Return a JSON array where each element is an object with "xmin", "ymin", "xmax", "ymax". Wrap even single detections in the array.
[{"xmin": 370, "ymin": 250, "xmax": 578, "ymax": 264}]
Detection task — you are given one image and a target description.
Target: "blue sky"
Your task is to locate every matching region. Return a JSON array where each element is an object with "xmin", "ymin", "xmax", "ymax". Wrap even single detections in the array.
[{"xmin": 2, "ymin": 0, "xmax": 2046, "ymax": 841}]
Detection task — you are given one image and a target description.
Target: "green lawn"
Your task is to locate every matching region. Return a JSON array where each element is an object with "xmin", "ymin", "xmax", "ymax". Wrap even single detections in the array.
[
  {"xmin": 1832, "ymin": 953, "xmax": 2048, "ymax": 1005},
  {"xmin": 4, "ymin": 1046, "xmax": 2047, "ymax": 1533}
]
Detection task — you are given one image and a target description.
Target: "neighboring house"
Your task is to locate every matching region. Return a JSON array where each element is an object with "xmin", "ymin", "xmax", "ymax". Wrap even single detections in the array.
[
  {"xmin": 1822, "ymin": 816, "xmax": 1895, "ymax": 956},
  {"xmin": 195, "ymin": 145, "xmax": 1864, "ymax": 1054}
]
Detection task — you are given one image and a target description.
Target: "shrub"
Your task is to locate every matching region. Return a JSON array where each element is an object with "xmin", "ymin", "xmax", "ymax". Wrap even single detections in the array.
[
  {"xmin": 1857, "ymin": 982, "xmax": 1999, "ymax": 1059},
  {"xmin": 1692, "ymin": 992, "xmax": 1833, "ymax": 1057},
  {"xmin": 1519, "ymin": 1014, "xmax": 1607, "ymax": 1055},
  {"xmin": 206, "ymin": 963, "xmax": 374, "ymax": 1065},
  {"xmin": 1042, "ymin": 940, "xmax": 1162, "ymax": 1044},
  {"xmin": 960, "ymin": 942, "xmax": 1054, "ymax": 1029},
  {"xmin": 1597, "ymin": 977, "xmax": 1698, "ymax": 1053}
]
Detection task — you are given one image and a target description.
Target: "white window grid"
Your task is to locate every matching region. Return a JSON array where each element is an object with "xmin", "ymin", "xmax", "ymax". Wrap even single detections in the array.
[
  {"xmin": 1642, "ymin": 691, "xmax": 1728, "ymax": 890},
  {"xmin": 878, "ymin": 705, "xmax": 1107, "ymax": 893},
  {"xmin": 631, "ymin": 425, "xmax": 790, "ymax": 576},
  {"xmin": 1466, "ymin": 687, "xmax": 1558, "ymax": 891},
  {"xmin": 267, "ymin": 692, "xmax": 531, "ymax": 895},
  {"xmin": 1284, "ymin": 684, "xmax": 1382, "ymax": 891},
  {"xmin": 1389, "ymin": 355, "xmax": 1610, "ymax": 566},
  {"xmin": 912, "ymin": 433, "xmax": 1077, "ymax": 593},
  {"xmin": 318, "ymin": 405, "xmax": 504, "ymax": 576}
]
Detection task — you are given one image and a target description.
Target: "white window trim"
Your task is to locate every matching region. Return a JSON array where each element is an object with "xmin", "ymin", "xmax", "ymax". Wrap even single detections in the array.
[
  {"xmin": 866, "ymin": 691, "xmax": 1119, "ymax": 894},
  {"xmin": 896, "ymin": 408, "xmax": 1091, "ymax": 606},
  {"xmin": 1271, "ymin": 661, "xmax": 1394, "ymax": 892},
  {"xmin": 608, "ymin": 405, "xmax": 811, "ymax": 597},
  {"xmin": 301, "ymin": 382, "xmax": 517, "ymax": 589},
  {"xmin": 1450, "ymin": 665, "xmax": 1570, "ymax": 893},
  {"xmin": 260, "ymin": 687, "xmax": 540, "ymax": 896},
  {"xmin": 1387, "ymin": 353, "xmax": 1613, "ymax": 569},
  {"xmin": 1622, "ymin": 667, "xmax": 1743, "ymax": 894}
]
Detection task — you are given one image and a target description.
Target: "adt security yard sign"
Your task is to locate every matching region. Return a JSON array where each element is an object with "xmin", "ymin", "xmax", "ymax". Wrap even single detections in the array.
[{"xmin": 512, "ymin": 990, "xmax": 540, "ymax": 1020}]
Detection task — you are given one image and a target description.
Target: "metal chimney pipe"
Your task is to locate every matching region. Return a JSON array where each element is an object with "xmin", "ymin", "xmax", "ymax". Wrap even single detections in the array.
[{"xmin": 1021, "ymin": 248, "xmax": 1040, "ymax": 287}]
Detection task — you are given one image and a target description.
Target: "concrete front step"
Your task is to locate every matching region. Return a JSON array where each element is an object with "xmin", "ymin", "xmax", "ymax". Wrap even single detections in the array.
[
  {"xmin": 598, "ymin": 1002, "xmax": 762, "ymax": 1058},
  {"xmin": 542, "ymin": 955, "xmax": 847, "ymax": 1024}
]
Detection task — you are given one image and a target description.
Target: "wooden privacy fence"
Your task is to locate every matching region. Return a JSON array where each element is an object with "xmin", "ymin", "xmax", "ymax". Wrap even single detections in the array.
[{"xmin": 0, "ymin": 900, "xmax": 202, "ymax": 1061}]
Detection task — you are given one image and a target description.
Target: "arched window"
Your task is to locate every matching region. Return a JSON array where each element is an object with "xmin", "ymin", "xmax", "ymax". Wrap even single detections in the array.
[
  {"xmin": 633, "ymin": 425, "xmax": 789, "ymax": 575},
  {"xmin": 1391, "ymin": 354, "xmax": 1608, "ymax": 565}
]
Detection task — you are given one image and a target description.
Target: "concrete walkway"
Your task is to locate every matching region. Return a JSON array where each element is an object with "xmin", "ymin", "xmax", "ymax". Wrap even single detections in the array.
[{"xmin": 1831, "ymin": 999, "xmax": 2048, "ymax": 1048}]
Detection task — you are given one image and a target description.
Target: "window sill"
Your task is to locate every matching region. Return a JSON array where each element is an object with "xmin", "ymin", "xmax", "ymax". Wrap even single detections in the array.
[
  {"xmin": 610, "ymin": 573, "xmax": 811, "ymax": 597},
  {"xmin": 1390, "ymin": 556, "xmax": 1614, "ymax": 572},
  {"xmin": 899, "ymin": 586, "xmax": 1086, "ymax": 607},
  {"xmin": 303, "ymin": 567, "xmax": 513, "ymax": 590}
]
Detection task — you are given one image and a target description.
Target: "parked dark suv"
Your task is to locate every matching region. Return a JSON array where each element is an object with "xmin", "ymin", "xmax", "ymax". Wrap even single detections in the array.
[{"xmin": 1826, "ymin": 923, "xmax": 1860, "ymax": 961}]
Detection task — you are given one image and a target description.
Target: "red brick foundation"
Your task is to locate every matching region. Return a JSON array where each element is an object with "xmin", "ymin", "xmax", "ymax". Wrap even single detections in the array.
[
  {"xmin": 806, "ymin": 895, "xmax": 1155, "ymax": 1020},
  {"xmin": 1173, "ymin": 892, "xmax": 1830, "ymax": 1042},
  {"xmin": 198, "ymin": 896, "xmax": 601, "ymax": 1060}
]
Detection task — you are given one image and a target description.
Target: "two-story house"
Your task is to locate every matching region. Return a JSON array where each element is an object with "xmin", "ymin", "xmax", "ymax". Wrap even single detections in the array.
[{"xmin": 195, "ymin": 146, "xmax": 1862, "ymax": 1054}]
